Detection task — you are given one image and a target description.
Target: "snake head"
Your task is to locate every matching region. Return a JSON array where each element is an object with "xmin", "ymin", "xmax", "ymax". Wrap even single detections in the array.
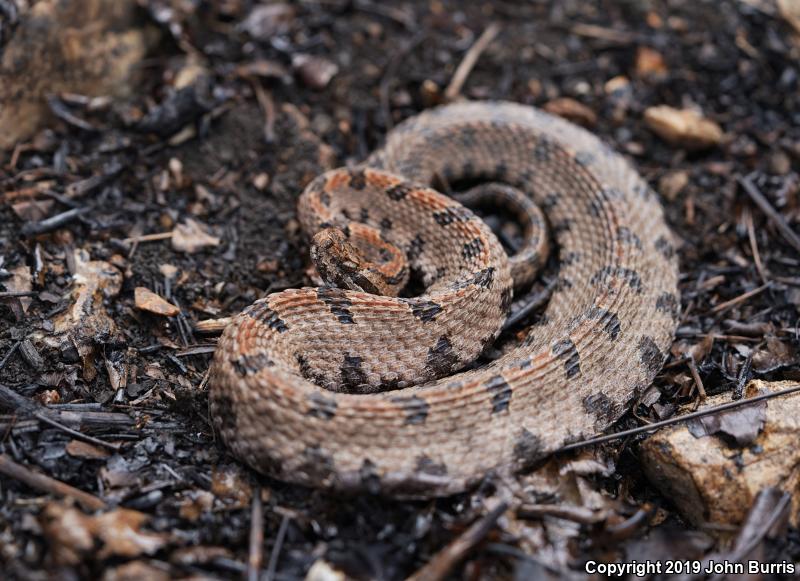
[{"xmin": 310, "ymin": 226, "xmax": 404, "ymax": 296}]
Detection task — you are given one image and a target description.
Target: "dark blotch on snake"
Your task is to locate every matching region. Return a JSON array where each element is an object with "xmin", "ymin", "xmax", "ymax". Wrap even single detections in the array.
[
  {"xmin": 512, "ymin": 428, "xmax": 546, "ymax": 472},
  {"xmin": 584, "ymin": 306, "xmax": 621, "ymax": 340},
  {"xmin": 391, "ymin": 395, "xmax": 430, "ymax": 425},
  {"xmin": 380, "ymin": 217, "xmax": 393, "ymax": 230},
  {"xmin": 552, "ymin": 339, "xmax": 581, "ymax": 379},
  {"xmin": 317, "ymin": 287, "xmax": 356, "ymax": 324},
  {"xmin": 462, "ymin": 237, "xmax": 484, "ymax": 260},
  {"xmin": 638, "ymin": 336, "xmax": 664, "ymax": 376},
  {"xmin": 407, "ymin": 234, "xmax": 425, "ymax": 260},
  {"xmin": 307, "ymin": 392, "xmax": 338, "ymax": 420},
  {"xmin": 655, "ymin": 236, "xmax": 675, "ymax": 260},
  {"xmin": 408, "ymin": 299, "xmax": 443, "ymax": 322},
  {"xmin": 591, "ymin": 266, "xmax": 643, "ymax": 293},
  {"xmin": 341, "ymin": 353, "xmax": 368, "ymax": 387},
  {"xmin": 386, "ymin": 183, "xmax": 413, "ymax": 201},
  {"xmin": 485, "ymin": 374, "xmax": 512, "ymax": 414},
  {"xmin": 349, "ymin": 169, "xmax": 367, "ymax": 190},
  {"xmin": 433, "ymin": 206, "xmax": 473, "ymax": 226},
  {"xmin": 426, "ymin": 336, "xmax": 459, "ymax": 377},
  {"xmin": 583, "ymin": 392, "xmax": 616, "ymax": 424},
  {"xmin": 656, "ymin": 292, "xmax": 680, "ymax": 320},
  {"xmin": 415, "ymin": 455, "xmax": 448, "ymax": 476},
  {"xmin": 231, "ymin": 353, "xmax": 274, "ymax": 376}
]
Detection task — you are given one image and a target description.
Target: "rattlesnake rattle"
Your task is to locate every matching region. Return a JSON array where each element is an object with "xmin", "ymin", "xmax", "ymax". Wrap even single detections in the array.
[{"xmin": 208, "ymin": 101, "xmax": 680, "ymax": 497}]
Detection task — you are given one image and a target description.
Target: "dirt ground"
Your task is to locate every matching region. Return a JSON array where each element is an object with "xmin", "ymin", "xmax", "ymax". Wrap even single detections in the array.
[{"xmin": 1, "ymin": 0, "xmax": 800, "ymax": 579}]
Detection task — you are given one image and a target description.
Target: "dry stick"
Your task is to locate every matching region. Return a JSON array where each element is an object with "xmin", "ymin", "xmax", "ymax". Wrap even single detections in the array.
[
  {"xmin": 252, "ymin": 81, "xmax": 277, "ymax": 143},
  {"xmin": 745, "ymin": 209, "xmax": 768, "ymax": 285},
  {"xmin": 444, "ymin": 23, "xmax": 502, "ymax": 101},
  {"xmin": 406, "ymin": 501, "xmax": 508, "ymax": 581},
  {"xmin": 33, "ymin": 412, "xmax": 121, "ymax": 452},
  {"xmin": 0, "ymin": 341, "xmax": 21, "ymax": 371},
  {"xmin": 247, "ymin": 486, "xmax": 264, "ymax": 581},
  {"xmin": 265, "ymin": 514, "xmax": 290, "ymax": 581},
  {"xmin": 686, "ymin": 357, "xmax": 707, "ymax": 399},
  {"xmin": 0, "ymin": 454, "xmax": 107, "ymax": 511},
  {"xmin": 554, "ymin": 383, "xmax": 800, "ymax": 455},
  {"xmin": 738, "ymin": 174, "xmax": 800, "ymax": 255},
  {"xmin": 710, "ymin": 282, "xmax": 770, "ymax": 314}
]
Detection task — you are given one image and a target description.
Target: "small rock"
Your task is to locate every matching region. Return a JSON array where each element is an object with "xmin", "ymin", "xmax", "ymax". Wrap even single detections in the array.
[
  {"xmin": 658, "ymin": 170, "xmax": 689, "ymax": 200},
  {"xmin": 171, "ymin": 218, "xmax": 220, "ymax": 253},
  {"xmin": 134, "ymin": 287, "xmax": 180, "ymax": 317},
  {"xmin": 640, "ymin": 380, "xmax": 800, "ymax": 528},
  {"xmin": 768, "ymin": 150, "xmax": 792, "ymax": 175},
  {"xmin": 240, "ymin": 3, "xmax": 295, "ymax": 40},
  {"xmin": 543, "ymin": 97, "xmax": 597, "ymax": 127},
  {"xmin": 292, "ymin": 54, "xmax": 338, "ymax": 90},
  {"xmin": 644, "ymin": 105, "xmax": 723, "ymax": 150},
  {"xmin": 252, "ymin": 172, "xmax": 270, "ymax": 191}
]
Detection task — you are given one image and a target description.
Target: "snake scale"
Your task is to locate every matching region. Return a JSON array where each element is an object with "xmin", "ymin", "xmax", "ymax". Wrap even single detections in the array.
[{"xmin": 208, "ymin": 101, "xmax": 680, "ymax": 497}]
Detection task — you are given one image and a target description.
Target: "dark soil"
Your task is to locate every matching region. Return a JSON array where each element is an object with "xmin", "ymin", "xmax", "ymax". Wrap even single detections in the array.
[{"xmin": 1, "ymin": 0, "xmax": 799, "ymax": 579}]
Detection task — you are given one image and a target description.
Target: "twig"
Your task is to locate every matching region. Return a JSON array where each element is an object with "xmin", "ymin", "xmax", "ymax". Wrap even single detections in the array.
[
  {"xmin": 0, "ymin": 290, "xmax": 37, "ymax": 299},
  {"xmin": 554, "ymin": 383, "xmax": 800, "ymax": 455},
  {"xmin": 252, "ymin": 81, "xmax": 277, "ymax": 143},
  {"xmin": 121, "ymin": 231, "xmax": 173, "ymax": 244},
  {"xmin": 33, "ymin": 412, "xmax": 121, "ymax": 451},
  {"xmin": 248, "ymin": 486, "xmax": 264, "ymax": 581},
  {"xmin": 745, "ymin": 208, "xmax": 768, "ymax": 284},
  {"xmin": 444, "ymin": 23, "xmax": 501, "ymax": 101},
  {"xmin": 406, "ymin": 502, "xmax": 508, "ymax": 581},
  {"xmin": 710, "ymin": 283, "xmax": 770, "ymax": 314},
  {"xmin": 21, "ymin": 207, "xmax": 91, "ymax": 237},
  {"xmin": 0, "ymin": 341, "xmax": 21, "ymax": 371},
  {"xmin": 0, "ymin": 454, "xmax": 107, "ymax": 510},
  {"xmin": 739, "ymin": 174, "xmax": 800, "ymax": 255},
  {"xmin": 686, "ymin": 358, "xmax": 707, "ymax": 399},
  {"xmin": 265, "ymin": 513, "xmax": 290, "ymax": 581}
]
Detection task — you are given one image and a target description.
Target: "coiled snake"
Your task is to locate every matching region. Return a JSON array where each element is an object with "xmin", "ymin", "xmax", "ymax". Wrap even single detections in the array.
[{"xmin": 208, "ymin": 101, "xmax": 680, "ymax": 497}]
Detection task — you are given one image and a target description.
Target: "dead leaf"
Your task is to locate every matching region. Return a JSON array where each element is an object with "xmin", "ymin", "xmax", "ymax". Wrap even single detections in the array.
[
  {"xmin": 687, "ymin": 399, "xmax": 767, "ymax": 446},
  {"xmin": 171, "ymin": 218, "xmax": 220, "ymax": 253}
]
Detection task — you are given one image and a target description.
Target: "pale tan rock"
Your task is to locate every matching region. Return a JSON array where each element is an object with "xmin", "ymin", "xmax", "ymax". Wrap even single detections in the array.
[
  {"xmin": 640, "ymin": 380, "xmax": 800, "ymax": 529},
  {"xmin": 778, "ymin": 0, "xmax": 800, "ymax": 35},
  {"xmin": 0, "ymin": 0, "xmax": 157, "ymax": 149},
  {"xmin": 134, "ymin": 287, "xmax": 180, "ymax": 317},
  {"xmin": 658, "ymin": 170, "xmax": 689, "ymax": 201},
  {"xmin": 644, "ymin": 106, "xmax": 723, "ymax": 150}
]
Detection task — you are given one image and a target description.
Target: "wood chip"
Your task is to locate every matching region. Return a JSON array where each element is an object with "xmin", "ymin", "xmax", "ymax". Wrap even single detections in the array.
[
  {"xmin": 134, "ymin": 287, "xmax": 180, "ymax": 317},
  {"xmin": 543, "ymin": 97, "xmax": 597, "ymax": 127}
]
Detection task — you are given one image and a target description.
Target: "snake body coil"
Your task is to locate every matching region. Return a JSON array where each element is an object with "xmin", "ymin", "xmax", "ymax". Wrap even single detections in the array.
[{"xmin": 208, "ymin": 101, "xmax": 680, "ymax": 497}]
